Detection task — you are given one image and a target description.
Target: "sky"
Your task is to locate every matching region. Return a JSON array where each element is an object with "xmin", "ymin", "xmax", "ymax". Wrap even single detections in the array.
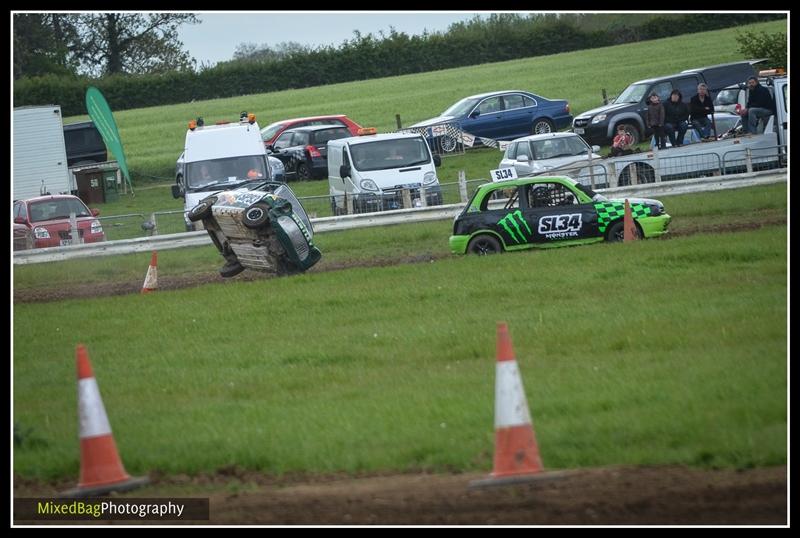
[{"xmin": 177, "ymin": 12, "xmax": 500, "ymax": 67}]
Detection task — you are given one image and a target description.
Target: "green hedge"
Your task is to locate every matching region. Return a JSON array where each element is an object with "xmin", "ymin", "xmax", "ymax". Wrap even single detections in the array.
[{"xmin": 14, "ymin": 13, "xmax": 784, "ymax": 116}]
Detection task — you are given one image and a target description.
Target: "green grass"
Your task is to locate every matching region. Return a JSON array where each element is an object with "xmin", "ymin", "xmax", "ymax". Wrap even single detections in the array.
[
  {"xmin": 14, "ymin": 184, "xmax": 787, "ymax": 293},
  {"xmin": 61, "ymin": 19, "xmax": 785, "ymax": 215},
  {"xmin": 13, "ymin": 187, "xmax": 787, "ymax": 480}
]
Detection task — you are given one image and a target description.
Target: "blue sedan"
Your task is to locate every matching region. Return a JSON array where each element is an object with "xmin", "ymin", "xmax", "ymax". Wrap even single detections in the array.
[{"xmin": 409, "ymin": 90, "xmax": 573, "ymax": 150}]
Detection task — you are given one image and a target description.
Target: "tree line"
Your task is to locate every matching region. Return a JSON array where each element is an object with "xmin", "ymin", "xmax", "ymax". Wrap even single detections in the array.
[{"xmin": 13, "ymin": 13, "xmax": 785, "ymax": 117}]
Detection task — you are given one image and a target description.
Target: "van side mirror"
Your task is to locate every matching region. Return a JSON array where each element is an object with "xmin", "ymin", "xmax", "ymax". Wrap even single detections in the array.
[
  {"xmin": 90, "ymin": 208, "xmax": 100, "ymax": 217},
  {"xmin": 339, "ymin": 164, "xmax": 351, "ymax": 179},
  {"xmin": 265, "ymin": 144, "xmax": 274, "ymax": 152},
  {"xmin": 14, "ymin": 217, "xmax": 26, "ymax": 224},
  {"xmin": 433, "ymin": 155, "xmax": 442, "ymax": 167},
  {"xmin": 591, "ymin": 145, "xmax": 601, "ymax": 153},
  {"xmin": 171, "ymin": 184, "xmax": 183, "ymax": 199}
]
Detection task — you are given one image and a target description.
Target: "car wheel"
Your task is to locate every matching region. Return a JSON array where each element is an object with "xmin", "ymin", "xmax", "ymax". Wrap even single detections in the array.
[
  {"xmin": 616, "ymin": 122, "xmax": 641, "ymax": 145},
  {"xmin": 606, "ymin": 219, "xmax": 640, "ymax": 242},
  {"xmin": 617, "ymin": 162, "xmax": 655, "ymax": 186},
  {"xmin": 242, "ymin": 202, "xmax": 271, "ymax": 228},
  {"xmin": 532, "ymin": 119, "xmax": 554, "ymax": 135},
  {"xmin": 187, "ymin": 195, "xmax": 217, "ymax": 222},
  {"xmin": 440, "ymin": 135, "xmax": 458, "ymax": 153},
  {"xmin": 219, "ymin": 259, "xmax": 246, "ymax": 278},
  {"xmin": 296, "ymin": 162, "xmax": 311, "ymax": 180},
  {"xmin": 467, "ymin": 235, "xmax": 502, "ymax": 255}
]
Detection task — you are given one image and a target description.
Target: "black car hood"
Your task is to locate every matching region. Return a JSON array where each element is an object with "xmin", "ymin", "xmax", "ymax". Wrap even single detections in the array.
[{"xmin": 576, "ymin": 102, "xmax": 638, "ymax": 119}]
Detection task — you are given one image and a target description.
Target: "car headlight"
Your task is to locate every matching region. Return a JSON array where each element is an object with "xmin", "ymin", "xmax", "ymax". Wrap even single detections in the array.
[
  {"xmin": 591, "ymin": 114, "xmax": 607, "ymax": 124},
  {"xmin": 360, "ymin": 179, "xmax": 378, "ymax": 191},
  {"xmin": 270, "ymin": 159, "xmax": 285, "ymax": 175},
  {"xmin": 91, "ymin": 219, "xmax": 103, "ymax": 234},
  {"xmin": 423, "ymin": 172, "xmax": 438, "ymax": 185},
  {"xmin": 33, "ymin": 226, "xmax": 50, "ymax": 239}
]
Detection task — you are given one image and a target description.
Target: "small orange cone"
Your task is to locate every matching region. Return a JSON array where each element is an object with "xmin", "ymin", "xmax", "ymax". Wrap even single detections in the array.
[
  {"xmin": 490, "ymin": 322, "xmax": 543, "ymax": 478},
  {"xmin": 62, "ymin": 345, "xmax": 148, "ymax": 497},
  {"xmin": 623, "ymin": 199, "xmax": 638, "ymax": 242},
  {"xmin": 141, "ymin": 251, "xmax": 158, "ymax": 293}
]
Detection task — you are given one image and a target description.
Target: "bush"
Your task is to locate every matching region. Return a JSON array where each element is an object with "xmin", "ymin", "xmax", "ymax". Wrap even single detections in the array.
[{"xmin": 735, "ymin": 31, "xmax": 787, "ymax": 69}]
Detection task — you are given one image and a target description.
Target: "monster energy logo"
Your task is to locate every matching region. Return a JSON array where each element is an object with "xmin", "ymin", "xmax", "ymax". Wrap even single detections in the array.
[{"xmin": 497, "ymin": 210, "xmax": 532, "ymax": 244}]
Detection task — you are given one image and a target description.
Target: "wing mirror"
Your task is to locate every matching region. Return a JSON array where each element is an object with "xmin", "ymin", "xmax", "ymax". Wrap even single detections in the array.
[
  {"xmin": 339, "ymin": 164, "xmax": 351, "ymax": 179},
  {"xmin": 516, "ymin": 155, "xmax": 530, "ymax": 163},
  {"xmin": 171, "ymin": 184, "xmax": 183, "ymax": 199},
  {"xmin": 433, "ymin": 155, "xmax": 442, "ymax": 167}
]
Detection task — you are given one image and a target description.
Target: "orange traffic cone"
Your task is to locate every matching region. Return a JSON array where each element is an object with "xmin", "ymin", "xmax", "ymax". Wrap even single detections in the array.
[
  {"xmin": 141, "ymin": 251, "xmax": 158, "ymax": 293},
  {"xmin": 623, "ymin": 199, "xmax": 638, "ymax": 242},
  {"xmin": 471, "ymin": 323, "xmax": 557, "ymax": 488},
  {"xmin": 62, "ymin": 345, "xmax": 148, "ymax": 497}
]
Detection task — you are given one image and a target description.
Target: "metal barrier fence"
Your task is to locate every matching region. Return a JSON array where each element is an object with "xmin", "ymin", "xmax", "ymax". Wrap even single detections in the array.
[
  {"xmin": 96, "ymin": 213, "xmax": 147, "ymax": 241},
  {"xmin": 722, "ymin": 145, "xmax": 787, "ymax": 175}
]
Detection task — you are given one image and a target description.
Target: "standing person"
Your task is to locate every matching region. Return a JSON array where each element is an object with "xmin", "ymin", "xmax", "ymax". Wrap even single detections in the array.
[
  {"xmin": 690, "ymin": 83, "xmax": 715, "ymax": 139},
  {"xmin": 663, "ymin": 89, "xmax": 689, "ymax": 147},
  {"xmin": 646, "ymin": 92, "xmax": 666, "ymax": 150},
  {"xmin": 609, "ymin": 124, "xmax": 633, "ymax": 157},
  {"xmin": 738, "ymin": 76, "xmax": 776, "ymax": 134}
]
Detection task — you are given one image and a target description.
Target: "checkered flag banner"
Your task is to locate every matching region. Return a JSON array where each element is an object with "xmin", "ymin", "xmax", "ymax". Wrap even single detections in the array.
[{"xmin": 398, "ymin": 121, "xmax": 506, "ymax": 155}]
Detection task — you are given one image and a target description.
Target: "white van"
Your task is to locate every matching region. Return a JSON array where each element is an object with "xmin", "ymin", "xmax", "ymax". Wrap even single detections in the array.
[
  {"xmin": 327, "ymin": 132, "xmax": 442, "ymax": 214},
  {"xmin": 173, "ymin": 113, "xmax": 277, "ymax": 230}
]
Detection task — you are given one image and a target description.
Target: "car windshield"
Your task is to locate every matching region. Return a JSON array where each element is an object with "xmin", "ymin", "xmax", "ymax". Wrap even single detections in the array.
[
  {"xmin": 29, "ymin": 198, "xmax": 91, "ymax": 222},
  {"xmin": 714, "ymin": 89, "xmax": 741, "ymax": 106},
  {"xmin": 349, "ymin": 138, "xmax": 432, "ymax": 171},
  {"xmin": 187, "ymin": 155, "xmax": 268, "ymax": 188},
  {"xmin": 442, "ymin": 97, "xmax": 481, "ymax": 117},
  {"xmin": 615, "ymin": 83, "xmax": 649, "ymax": 104},
  {"xmin": 260, "ymin": 122, "xmax": 287, "ymax": 141},
  {"xmin": 530, "ymin": 136, "xmax": 588, "ymax": 160}
]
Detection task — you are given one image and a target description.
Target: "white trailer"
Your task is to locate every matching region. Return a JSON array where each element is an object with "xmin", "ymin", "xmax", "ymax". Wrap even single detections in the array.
[{"xmin": 13, "ymin": 105, "xmax": 73, "ymax": 200}]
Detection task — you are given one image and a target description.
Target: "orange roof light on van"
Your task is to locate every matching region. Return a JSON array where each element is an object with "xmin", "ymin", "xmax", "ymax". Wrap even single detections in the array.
[
  {"xmin": 247, "ymin": 113, "xmax": 256, "ymax": 124},
  {"xmin": 357, "ymin": 127, "xmax": 377, "ymax": 136},
  {"xmin": 758, "ymin": 68, "xmax": 786, "ymax": 76},
  {"xmin": 188, "ymin": 120, "xmax": 197, "ymax": 130}
]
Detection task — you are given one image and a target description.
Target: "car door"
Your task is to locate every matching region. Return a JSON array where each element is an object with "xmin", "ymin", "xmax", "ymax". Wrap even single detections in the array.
[
  {"xmin": 501, "ymin": 94, "xmax": 534, "ymax": 139},
  {"xmin": 463, "ymin": 96, "xmax": 505, "ymax": 139},
  {"xmin": 520, "ymin": 181, "xmax": 600, "ymax": 244}
]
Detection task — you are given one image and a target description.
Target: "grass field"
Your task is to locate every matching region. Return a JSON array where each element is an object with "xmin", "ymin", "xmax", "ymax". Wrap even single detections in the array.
[
  {"xmin": 62, "ymin": 19, "xmax": 785, "ymax": 219},
  {"xmin": 13, "ymin": 186, "xmax": 787, "ymax": 480}
]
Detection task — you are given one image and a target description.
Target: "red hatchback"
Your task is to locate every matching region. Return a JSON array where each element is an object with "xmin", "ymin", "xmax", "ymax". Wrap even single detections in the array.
[
  {"xmin": 13, "ymin": 195, "xmax": 105, "ymax": 248},
  {"xmin": 260, "ymin": 115, "xmax": 362, "ymax": 147}
]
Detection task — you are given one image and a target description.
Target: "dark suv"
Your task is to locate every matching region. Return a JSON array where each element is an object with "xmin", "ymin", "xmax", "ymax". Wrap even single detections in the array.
[
  {"xmin": 572, "ymin": 61, "xmax": 761, "ymax": 145},
  {"xmin": 63, "ymin": 121, "xmax": 107, "ymax": 167},
  {"xmin": 266, "ymin": 125, "xmax": 352, "ymax": 180}
]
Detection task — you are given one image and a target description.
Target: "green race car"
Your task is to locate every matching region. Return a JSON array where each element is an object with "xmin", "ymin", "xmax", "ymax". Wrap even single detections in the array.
[{"xmin": 449, "ymin": 176, "xmax": 671, "ymax": 255}]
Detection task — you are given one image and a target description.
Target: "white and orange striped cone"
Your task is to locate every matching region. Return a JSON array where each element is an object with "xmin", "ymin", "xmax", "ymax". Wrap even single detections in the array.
[
  {"xmin": 141, "ymin": 251, "xmax": 158, "ymax": 293},
  {"xmin": 623, "ymin": 199, "xmax": 638, "ymax": 242},
  {"xmin": 62, "ymin": 345, "xmax": 149, "ymax": 497},
  {"xmin": 471, "ymin": 323, "xmax": 569, "ymax": 488}
]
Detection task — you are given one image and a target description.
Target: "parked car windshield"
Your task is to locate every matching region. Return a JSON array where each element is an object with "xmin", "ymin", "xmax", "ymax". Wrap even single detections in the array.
[
  {"xmin": 29, "ymin": 198, "xmax": 91, "ymax": 222},
  {"xmin": 615, "ymin": 83, "xmax": 649, "ymax": 104},
  {"xmin": 187, "ymin": 155, "xmax": 268, "ymax": 187},
  {"xmin": 349, "ymin": 138, "xmax": 432, "ymax": 171},
  {"xmin": 260, "ymin": 122, "xmax": 287, "ymax": 141},
  {"xmin": 442, "ymin": 97, "xmax": 481, "ymax": 117},
  {"xmin": 530, "ymin": 136, "xmax": 589, "ymax": 160}
]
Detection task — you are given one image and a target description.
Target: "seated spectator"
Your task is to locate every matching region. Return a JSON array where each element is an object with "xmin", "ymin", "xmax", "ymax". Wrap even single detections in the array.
[
  {"xmin": 689, "ymin": 83, "xmax": 715, "ymax": 139},
  {"xmin": 609, "ymin": 125, "xmax": 634, "ymax": 157},
  {"xmin": 739, "ymin": 76, "xmax": 776, "ymax": 134},
  {"xmin": 663, "ymin": 89, "xmax": 689, "ymax": 147}
]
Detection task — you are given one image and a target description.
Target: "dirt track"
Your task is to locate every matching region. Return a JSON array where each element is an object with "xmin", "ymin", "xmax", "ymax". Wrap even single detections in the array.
[
  {"xmin": 14, "ymin": 465, "xmax": 786, "ymax": 525},
  {"xmin": 12, "ymin": 219, "xmax": 786, "ymax": 305}
]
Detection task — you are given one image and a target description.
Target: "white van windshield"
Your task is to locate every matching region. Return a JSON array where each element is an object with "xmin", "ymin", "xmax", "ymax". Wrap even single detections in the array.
[
  {"xmin": 187, "ymin": 155, "xmax": 268, "ymax": 187},
  {"xmin": 349, "ymin": 138, "xmax": 432, "ymax": 171}
]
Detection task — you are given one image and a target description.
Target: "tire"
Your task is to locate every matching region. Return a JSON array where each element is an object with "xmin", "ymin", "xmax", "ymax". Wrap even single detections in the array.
[
  {"xmin": 242, "ymin": 202, "xmax": 270, "ymax": 229},
  {"xmin": 606, "ymin": 220, "xmax": 641, "ymax": 242},
  {"xmin": 467, "ymin": 235, "xmax": 502, "ymax": 255},
  {"xmin": 219, "ymin": 259, "xmax": 246, "ymax": 278},
  {"xmin": 618, "ymin": 162, "xmax": 655, "ymax": 186},
  {"xmin": 532, "ymin": 118, "xmax": 554, "ymax": 135},
  {"xmin": 187, "ymin": 195, "xmax": 217, "ymax": 222},
  {"xmin": 296, "ymin": 162, "xmax": 311, "ymax": 181},
  {"xmin": 616, "ymin": 122, "xmax": 641, "ymax": 145}
]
